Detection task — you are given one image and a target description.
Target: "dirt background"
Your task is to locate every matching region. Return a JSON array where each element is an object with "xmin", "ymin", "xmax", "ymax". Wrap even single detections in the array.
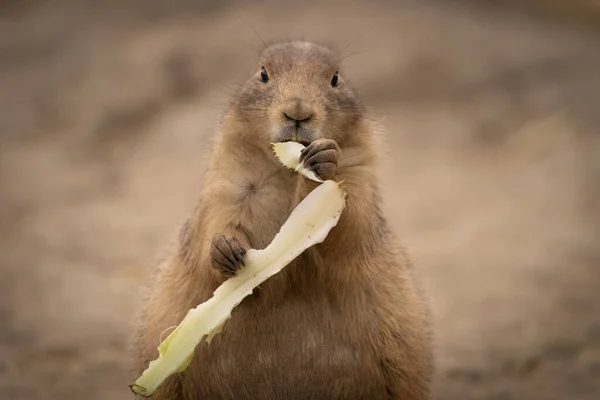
[{"xmin": 1, "ymin": 1, "xmax": 599, "ymax": 399}]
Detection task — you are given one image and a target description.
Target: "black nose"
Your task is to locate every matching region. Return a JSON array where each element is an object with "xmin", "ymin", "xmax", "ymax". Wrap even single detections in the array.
[{"xmin": 283, "ymin": 98, "xmax": 314, "ymax": 123}]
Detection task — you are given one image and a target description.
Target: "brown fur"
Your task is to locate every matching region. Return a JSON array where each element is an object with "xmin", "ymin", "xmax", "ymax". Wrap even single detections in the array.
[{"xmin": 131, "ymin": 41, "xmax": 434, "ymax": 399}]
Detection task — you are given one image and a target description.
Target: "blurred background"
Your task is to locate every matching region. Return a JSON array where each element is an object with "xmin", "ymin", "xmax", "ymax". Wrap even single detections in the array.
[{"xmin": 1, "ymin": 0, "xmax": 599, "ymax": 399}]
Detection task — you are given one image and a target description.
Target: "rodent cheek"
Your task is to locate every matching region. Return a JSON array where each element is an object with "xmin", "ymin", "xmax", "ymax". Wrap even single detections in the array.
[
  {"xmin": 265, "ymin": 107, "xmax": 287, "ymax": 141},
  {"xmin": 269, "ymin": 106, "xmax": 288, "ymax": 126},
  {"xmin": 321, "ymin": 114, "xmax": 350, "ymax": 142},
  {"xmin": 308, "ymin": 115, "xmax": 324, "ymax": 135},
  {"xmin": 309, "ymin": 108, "xmax": 325, "ymax": 126}
]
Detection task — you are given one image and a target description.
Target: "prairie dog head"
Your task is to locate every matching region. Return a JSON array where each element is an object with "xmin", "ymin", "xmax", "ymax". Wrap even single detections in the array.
[{"xmin": 232, "ymin": 41, "xmax": 363, "ymax": 145}]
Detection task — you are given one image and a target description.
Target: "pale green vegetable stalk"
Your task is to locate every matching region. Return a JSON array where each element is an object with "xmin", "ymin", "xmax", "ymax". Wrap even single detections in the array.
[
  {"xmin": 130, "ymin": 142, "xmax": 346, "ymax": 397},
  {"xmin": 272, "ymin": 141, "xmax": 323, "ymax": 182}
]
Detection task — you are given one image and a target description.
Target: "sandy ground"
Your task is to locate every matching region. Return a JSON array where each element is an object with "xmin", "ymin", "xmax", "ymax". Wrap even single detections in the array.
[{"xmin": 1, "ymin": 1, "xmax": 599, "ymax": 399}]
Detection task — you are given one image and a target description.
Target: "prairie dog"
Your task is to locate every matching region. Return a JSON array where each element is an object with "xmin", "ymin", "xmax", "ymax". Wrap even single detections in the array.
[{"xmin": 132, "ymin": 41, "xmax": 434, "ymax": 399}]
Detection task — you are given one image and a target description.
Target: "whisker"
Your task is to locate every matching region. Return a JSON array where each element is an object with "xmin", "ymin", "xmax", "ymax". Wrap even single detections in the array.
[
  {"xmin": 340, "ymin": 50, "xmax": 369, "ymax": 62},
  {"xmin": 237, "ymin": 16, "xmax": 269, "ymax": 52},
  {"xmin": 339, "ymin": 29, "xmax": 371, "ymax": 56}
]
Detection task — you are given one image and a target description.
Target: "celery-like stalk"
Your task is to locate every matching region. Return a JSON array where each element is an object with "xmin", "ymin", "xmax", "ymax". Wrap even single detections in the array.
[
  {"xmin": 130, "ymin": 142, "xmax": 346, "ymax": 397},
  {"xmin": 272, "ymin": 142, "xmax": 323, "ymax": 182}
]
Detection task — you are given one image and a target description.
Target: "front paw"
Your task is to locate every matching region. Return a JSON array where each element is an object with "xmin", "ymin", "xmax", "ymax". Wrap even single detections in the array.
[
  {"xmin": 210, "ymin": 235, "xmax": 247, "ymax": 277},
  {"xmin": 299, "ymin": 138, "xmax": 340, "ymax": 181}
]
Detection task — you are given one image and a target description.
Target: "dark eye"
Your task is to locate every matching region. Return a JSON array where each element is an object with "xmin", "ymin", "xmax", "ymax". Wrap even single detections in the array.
[
  {"xmin": 260, "ymin": 66, "xmax": 269, "ymax": 83},
  {"xmin": 331, "ymin": 71, "xmax": 339, "ymax": 87}
]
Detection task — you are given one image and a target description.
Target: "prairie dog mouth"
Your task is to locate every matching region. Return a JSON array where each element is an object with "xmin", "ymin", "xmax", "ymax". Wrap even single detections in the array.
[{"xmin": 272, "ymin": 124, "xmax": 315, "ymax": 146}]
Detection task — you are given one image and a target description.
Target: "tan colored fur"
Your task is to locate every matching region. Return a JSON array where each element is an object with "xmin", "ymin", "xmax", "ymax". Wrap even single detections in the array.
[{"xmin": 131, "ymin": 41, "xmax": 434, "ymax": 399}]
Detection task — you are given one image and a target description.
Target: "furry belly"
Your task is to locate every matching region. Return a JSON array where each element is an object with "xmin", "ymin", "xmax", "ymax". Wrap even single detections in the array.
[{"xmin": 182, "ymin": 295, "xmax": 388, "ymax": 400}]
